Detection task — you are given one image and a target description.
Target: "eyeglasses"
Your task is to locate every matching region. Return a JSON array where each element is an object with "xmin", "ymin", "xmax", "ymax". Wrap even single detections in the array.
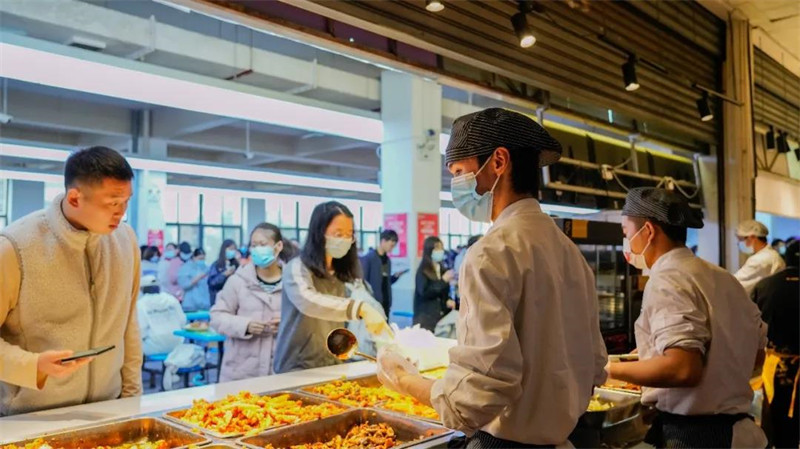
[{"xmin": 327, "ymin": 232, "xmax": 354, "ymax": 241}]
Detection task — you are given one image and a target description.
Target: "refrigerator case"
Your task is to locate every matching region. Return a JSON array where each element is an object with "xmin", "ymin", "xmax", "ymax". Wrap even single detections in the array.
[{"xmin": 554, "ymin": 219, "xmax": 640, "ymax": 354}]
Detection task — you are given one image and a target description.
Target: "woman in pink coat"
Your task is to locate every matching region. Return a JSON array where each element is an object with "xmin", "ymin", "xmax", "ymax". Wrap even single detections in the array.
[{"xmin": 210, "ymin": 223, "xmax": 296, "ymax": 382}]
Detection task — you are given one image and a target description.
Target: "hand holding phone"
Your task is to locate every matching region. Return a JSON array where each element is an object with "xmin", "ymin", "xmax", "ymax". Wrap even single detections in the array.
[{"xmin": 59, "ymin": 345, "xmax": 116, "ymax": 363}]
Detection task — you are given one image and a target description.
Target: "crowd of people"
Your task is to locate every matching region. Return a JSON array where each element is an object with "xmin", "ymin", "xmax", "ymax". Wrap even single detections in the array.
[{"xmin": 0, "ymin": 108, "xmax": 797, "ymax": 449}]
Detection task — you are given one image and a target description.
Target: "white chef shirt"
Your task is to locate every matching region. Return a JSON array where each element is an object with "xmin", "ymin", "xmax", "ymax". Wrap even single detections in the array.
[
  {"xmin": 430, "ymin": 199, "xmax": 608, "ymax": 445},
  {"xmin": 734, "ymin": 246, "xmax": 785, "ymax": 295},
  {"xmin": 636, "ymin": 247, "xmax": 768, "ymax": 415}
]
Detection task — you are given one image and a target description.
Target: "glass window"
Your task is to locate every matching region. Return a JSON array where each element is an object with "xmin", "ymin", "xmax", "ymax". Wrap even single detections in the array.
[
  {"xmin": 361, "ymin": 203, "xmax": 383, "ymax": 231},
  {"xmin": 298, "ymin": 230, "xmax": 308, "ymax": 246},
  {"xmin": 223, "ymin": 195, "xmax": 242, "ymax": 225},
  {"xmin": 203, "ymin": 227, "xmax": 223, "ymax": 261},
  {"xmin": 223, "ymin": 227, "xmax": 242, "ymax": 246},
  {"xmin": 362, "ymin": 232, "xmax": 378, "ymax": 252},
  {"xmin": 163, "ymin": 189, "xmax": 179, "ymax": 223},
  {"xmin": 297, "ymin": 197, "xmax": 319, "ymax": 229},
  {"xmin": 202, "ymin": 193, "xmax": 223, "ymax": 225},
  {"xmin": 282, "ymin": 227, "xmax": 299, "ymax": 242},
  {"xmin": 178, "ymin": 192, "xmax": 200, "ymax": 224},
  {"xmin": 165, "ymin": 225, "xmax": 179, "ymax": 246},
  {"xmin": 279, "ymin": 198, "xmax": 298, "ymax": 228},
  {"xmin": 179, "ymin": 225, "xmax": 201, "ymax": 249},
  {"xmin": 44, "ymin": 182, "xmax": 62, "ymax": 206}
]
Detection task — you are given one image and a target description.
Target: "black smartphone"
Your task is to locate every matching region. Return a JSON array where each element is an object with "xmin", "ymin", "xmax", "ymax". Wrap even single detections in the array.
[{"xmin": 60, "ymin": 345, "xmax": 116, "ymax": 364}]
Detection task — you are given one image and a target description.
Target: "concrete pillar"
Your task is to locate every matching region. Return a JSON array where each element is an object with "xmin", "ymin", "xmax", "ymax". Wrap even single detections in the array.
[
  {"xmin": 697, "ymin": 155, "xmax": 720, "ymax": 265},
  {"xmin": 10, "ymin": 180, "xmax": 44, "ymax": 222},
  {"xmin": 132, "ymin": 139, "xmax": 168, "ymax": 250},
  {"xmin": 380, "ymin": 71, "xmax": 443, "ymax": 317},
  {"xmin": 721, "ymin": 15, "xmax": 756, "ymax": 271}
]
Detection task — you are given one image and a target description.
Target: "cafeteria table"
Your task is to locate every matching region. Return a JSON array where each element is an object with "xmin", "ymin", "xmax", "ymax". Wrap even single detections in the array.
[
  {"xmin": 173, "ymin": 329, "xmax": 225, "ymax": 382},
  {"xmin": 185, "ymin": 310, "xmax": 210, "ymax": 322}
]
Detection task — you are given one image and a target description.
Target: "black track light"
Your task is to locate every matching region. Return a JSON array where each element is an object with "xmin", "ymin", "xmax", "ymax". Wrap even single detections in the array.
[
  {"xmin": 696, "ymin": 92, "xmax": 713, "ymax": 122},
  {"xmin": 777, "ymin": 131, "xmax": 790, "ymax": 154},
  {"xmin": 425, "ymin": 0, "xmax": 444, "ymax": 13},
  {"xmin": 794, "ymin": 147, "xmax": 800, "ymax": 161},
  {"xmin": 622, "ymin": 55, "xmax": 639, "ymax": 92},
  {"xmin": 766, "ymin": 126, "xmax": 776, "ymax": 150},
  {"xmin": 511, "ymin": 12, "xmax": 536, "ymax": 48}
]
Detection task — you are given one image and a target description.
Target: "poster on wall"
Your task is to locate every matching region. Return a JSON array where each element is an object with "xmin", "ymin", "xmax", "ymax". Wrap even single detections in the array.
[
  {"xmin": 383, "ymin": 213, "xmax": 407, "ymax": 258},
  {"xmin": 417, "ymin": 213, "xmax": 439, "ymax": 257},
  {"xmin": 147, "ymin": 229, "xmax": 165, "ymax": 253}
]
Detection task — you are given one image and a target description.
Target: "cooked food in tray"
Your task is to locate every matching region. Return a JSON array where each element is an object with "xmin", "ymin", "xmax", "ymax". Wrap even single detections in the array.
[
  {"xmin": 173, "ymin": 392, "xmax": 346, "ymax": 436},
  {"xmin": 600, "ymin": 380, "xmax": 642, "ymax": 394},
  {"xmin": 263, "ymin": 422, "xmax": 404, "ymax": 449},
  {"xmin": 305, "ymin": 380, "xmax": 439, "ymax": 421},
  {"xmin": 1, "ymin": 438, "xmax": 170, "ymax": 449},
  {"xmin": 587, "ymin": 395, "xmax": 615, "ymax": 412}
]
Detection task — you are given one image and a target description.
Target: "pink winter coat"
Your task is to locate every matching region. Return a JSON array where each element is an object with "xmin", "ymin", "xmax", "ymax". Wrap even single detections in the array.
[{"xmin": 210, "ymin": 263, "xmax": 281, "ymax": 382}]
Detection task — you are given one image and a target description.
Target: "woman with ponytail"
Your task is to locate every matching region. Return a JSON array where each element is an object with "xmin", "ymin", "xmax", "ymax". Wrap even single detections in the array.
[{"xmin": 210, "ymin": 222, "xmax": 296, "ymax": 381}]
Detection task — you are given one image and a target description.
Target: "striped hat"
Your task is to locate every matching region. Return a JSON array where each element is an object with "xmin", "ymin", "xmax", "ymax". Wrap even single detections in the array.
[
  {"xmin": 445, "ymin": 108, "xmax": 562, "ymax": 167},
  {"xmin": 622, "ymin": 187, "xmax": 704, "ymax": 229}
]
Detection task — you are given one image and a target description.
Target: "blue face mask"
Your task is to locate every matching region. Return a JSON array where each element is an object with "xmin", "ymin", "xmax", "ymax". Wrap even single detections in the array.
[
  {"xmin": 738, "ymin": 241, "xmax": 755, "ymax": 255},
  {"xmin": 251, "ymin": 245, "xmax": 277, "ymax": 268},
  {"xmin": 431, "ymin": 249, "xmax": 445, "ymax": 263},
  {"xmin": 225, "ymin": 249, "xmax": 236, "ymax": 260},
  {"xmin": 149, "ymin": 256, "xmax": 159, "ymax": 263},
  {"xmin": 450, "ymin": 154, "xmax": 501, "ymax": 224},
  {"xmin": 179, "ymin": 252, "xmax": 192, "ymax": 262},
  {"xmin": 778, "ymin": 246, "xmax": 787, "ymax": 256},
  {"xmin": 164, "ymin": 250, "xmax": 176, "ymax": 259}
]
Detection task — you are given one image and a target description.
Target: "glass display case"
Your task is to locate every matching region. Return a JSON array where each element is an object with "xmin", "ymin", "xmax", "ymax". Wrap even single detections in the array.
[{"xmin": 554, "ymin": 219, "xmax": 638, "ymax": 353}]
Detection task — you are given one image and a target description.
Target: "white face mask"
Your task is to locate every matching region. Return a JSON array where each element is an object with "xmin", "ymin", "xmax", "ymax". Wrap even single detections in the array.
[
  {"xmin": 326, "ymin": 237, "xmax": 353, "ymax": 259},
  {"xmin": 623, "ymin": 225, "xmax": 651, "ymax": 270},
  {"xmin": 450, "ymin": 154, "xmax": 501, "ymax": 224}
]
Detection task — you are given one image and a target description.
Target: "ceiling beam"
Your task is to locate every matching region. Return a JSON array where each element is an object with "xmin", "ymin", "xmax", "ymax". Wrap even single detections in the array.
[{"xmin": 151, "ymin": 109, "xmax": 238, "ymax": 138}]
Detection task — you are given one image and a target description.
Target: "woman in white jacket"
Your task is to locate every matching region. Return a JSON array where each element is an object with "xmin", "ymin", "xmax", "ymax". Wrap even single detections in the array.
[{"xmin": 210, "ymin": 223, "xmax": 296, "ymax": 382}]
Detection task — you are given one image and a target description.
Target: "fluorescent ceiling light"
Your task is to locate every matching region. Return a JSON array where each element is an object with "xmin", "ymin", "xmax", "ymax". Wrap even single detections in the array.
[
  {"xmin": 0, "ymin": 169, "xmax": 63, "ymax": 184},
  {"xmin": 0, "ymin": 34, "xmax": 383, "ymax": 143},
  {"xmin": 0, "ymin": 142, "xmax": 380, "ymax": 194}
]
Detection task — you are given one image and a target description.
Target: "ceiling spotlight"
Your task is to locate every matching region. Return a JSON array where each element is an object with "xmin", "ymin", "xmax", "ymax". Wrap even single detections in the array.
[
  {"xmin": 622, "ymin": 55, "xmax": 639, "ymax": 92},
  {"xmin": 766, "ymin": 126, "xmax": 776, "ymax": 150},
  {"xmin": 696, "ymin": 92, "xmax": 713, "ymax": 122},
  {"xmin": 425, "ymin": 0, "xmax": 445, "ymax": 12},
  {"xmin": 512, "ymin": 12, "xmax": 536, "ymax": 48},
  {"xmin": 777, "ymin": 131, "xmax": 790, "ymax": 154}
]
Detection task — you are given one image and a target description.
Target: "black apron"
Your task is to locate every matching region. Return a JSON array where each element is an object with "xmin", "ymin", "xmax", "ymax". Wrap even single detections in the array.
[{"xmin": 644, "ymin": 411, "xmax": 753, "ymax": 449}]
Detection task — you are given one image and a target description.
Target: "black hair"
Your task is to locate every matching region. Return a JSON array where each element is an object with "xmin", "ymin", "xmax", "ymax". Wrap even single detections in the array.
[
  {"xmin": 193, "ymin": 248, "xmax": 205, "ymax": 258},
  {"xmin": 214, "ymin": 239, "xmax": 238, "ymax": 270},
  {"xmin": 139, "ymin": 245, "xmax": 148, "ymax": 257},
  {"xmin": 179, "ymin": 241, "xmax": 192, "ymax": 254},
  {"xmin": 467, "ymin": 235, "xmax": 482, "ymax": 248},
  {"xmin": 757, "ymin": 236, "xmax": 768, "ymax": 244},
  {"xmin": 301, "ymin": 201, "xmax": 361, "ymax": 282},
  {"xmin": 786, "ymin": 241, "xmax": 799, "ymax": 267},
  {"xmin": 418, "ymin": 236, "xmax": 443, "ymax": 280},
  {"xmin": 250, "ymin": 222, "xmax": 297, "ymax": 263},
  {"xmin": 380, "ymin": 230, "xmax": 399, "ymax": 242},
  {"xmin": 630, "ymin": 217, "xmax": 687, "ymax": 244},
  {"xmin": 142, "ymin": 285, "xmax": 160, "ymax": 295},
  {"xmin": 64, "ymin": 146, "xmax": 134, "ymax": 189},
  {"xmin": 165, "ymin": 242, "xmax": 178, "ymax": 250},
  {"xmin": 772, "ymin": 238, "xmax": 785, "ymax": 246},
  {"xmin": 477, "ymin": 147, "xmax": 540, "ymax": 196},
  {"xmin": 143, "ymin": 246, "xmax": 160, "ymax": 261}
]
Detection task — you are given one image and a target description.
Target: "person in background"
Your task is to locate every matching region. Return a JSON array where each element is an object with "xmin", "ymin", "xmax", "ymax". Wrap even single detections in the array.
[
  {"xmin": 161, "ymin": 242, "xmax": 189, "ymax": 300},
  {"xmin": 0, "ymin": 146, "xmax": 142, "ymax": 416},
  {"xmin": 454, "ymin": 235, "xmax": 481, "ymax": 283},
  {"xmin": 751, "ymin": 240, "xmax": 799, "ymax": 449},
  {"xmin": 141, "ymin": 246, "xmax": 160, "ymax": 279},
  {"xmin": 207, "ymin": 239, "xmax": 239, "ymax": 308},
  {"xmin": 158, "ymin": 243, "xmax": 178, "ymax": 292},
  {"xmin": 137, "ymin": 274, "xmax": 185, "ymax": 356},
  {"xmin": 178, "ymin": 248, "xmax": 210, "ymax": 313},
  {"xmin": 211, "ymin": 224, "xmax": 296, "ymax": 382},
  {"xmin": 608, "ymin": 188, "xmax": 767, "ymax": 448},
  {"xmin": 359, "ymin": 230, "xmax": 406, "ymax": 317},
  {"xmin": 413, "ymin": 236, "xmax": 454, "ymax": 332},
  {"xmin": 735, "ymin": 220, "xmax": 785, "ymax": 295},
  {"xmin": 273, "ymin": 201, "xmax": 388, "ymax": 373},
  {"xmin": 377, "ymin": 108, "xmax": 607, "ymax": 447},
  {"xmin": 771, "ymin": 238, "xmax": 787, "ymax": 258}
]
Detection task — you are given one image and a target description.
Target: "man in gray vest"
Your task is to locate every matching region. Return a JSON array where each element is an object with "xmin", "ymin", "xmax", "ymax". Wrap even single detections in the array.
[{"xmin": 0, "ymin": 146, "xmax": 143, "ymax": 416}]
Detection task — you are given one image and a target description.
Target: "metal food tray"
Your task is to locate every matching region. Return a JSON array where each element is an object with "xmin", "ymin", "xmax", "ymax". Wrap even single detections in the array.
[
  {"xmin": 163, "ymin": 391, "xmax": 350, "ymax": 439},
  {"xmin": 299, "ymin": 375, "xmax": 442, "ymax": 423},
  {"xmin": 578, "ymin": 388, "xmax": 642, "ymax": 429},
  {"xmin": 1, "ymin": 417, "xmax": 210, "ymax": 449},
  {"xmin": 238, "ymin": 408, "xmax": 453, "ymax": 449}
]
